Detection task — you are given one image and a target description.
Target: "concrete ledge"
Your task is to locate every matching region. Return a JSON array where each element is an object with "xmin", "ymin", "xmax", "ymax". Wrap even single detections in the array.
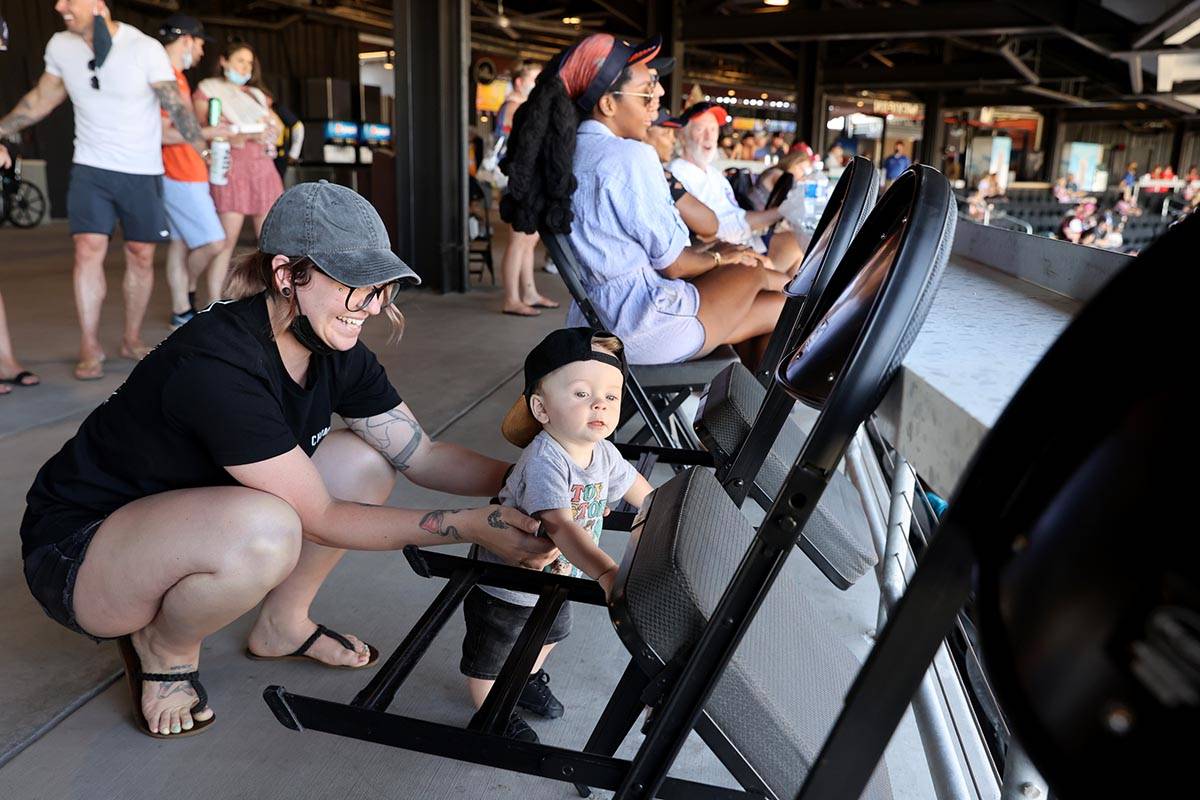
[
  {"xmin": 951, "ymin": 219, "xmax": 1130, "ymax": 302},
  {"xmin": 877, "ymin": 253, "xmax": 1080, "ymax": 497}
]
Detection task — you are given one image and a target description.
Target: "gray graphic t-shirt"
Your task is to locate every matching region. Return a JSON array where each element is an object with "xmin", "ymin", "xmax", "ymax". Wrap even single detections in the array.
[{"xmin": 478, "ymin": 430, "xmax": 638, "ymax": 606}]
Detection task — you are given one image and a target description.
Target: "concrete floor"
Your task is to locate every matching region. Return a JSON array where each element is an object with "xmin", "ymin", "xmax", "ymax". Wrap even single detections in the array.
[{"xmin": 0, "ymin": 222, "xmax": 933, "ymax": 799}]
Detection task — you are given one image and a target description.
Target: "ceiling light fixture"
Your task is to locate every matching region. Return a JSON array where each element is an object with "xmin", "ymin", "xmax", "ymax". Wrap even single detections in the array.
[{"xmin": 764, "ymin": 0, "xmax": 790, "ymax": 6}]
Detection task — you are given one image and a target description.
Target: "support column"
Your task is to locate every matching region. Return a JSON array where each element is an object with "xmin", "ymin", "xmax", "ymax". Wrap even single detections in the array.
[
  {"xmin": 648, "ymin": 0, "xmax": 684, "ymax": 111},
  {"xmin": 794, "ymin": 42, "xmax": 823, "ymax": 149},
  {"xmin": 1170, "ymin": 120, "xmax": 1187, "ymax": 172},
  {"xmin": 393, "ymin": 0, "xmax": 469, "ymax": 293},
  {"xmin": 919, "ymin": 91, "xmax": 944, "ymax": 167},
  {"xmin": 1038, "ymin": 109, "xmax": 1062, "ymax": 182}
]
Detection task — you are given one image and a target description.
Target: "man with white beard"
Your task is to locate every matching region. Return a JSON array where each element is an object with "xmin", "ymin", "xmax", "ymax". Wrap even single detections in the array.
[{"xmin": 669, "ymin": 102, "xmax": 804, "ymax": 273}]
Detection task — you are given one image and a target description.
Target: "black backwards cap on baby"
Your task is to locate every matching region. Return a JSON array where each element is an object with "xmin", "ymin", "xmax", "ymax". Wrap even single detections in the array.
[{"xmin": 501, "ymin": 328, "xmax": 627, "ymax": 448}]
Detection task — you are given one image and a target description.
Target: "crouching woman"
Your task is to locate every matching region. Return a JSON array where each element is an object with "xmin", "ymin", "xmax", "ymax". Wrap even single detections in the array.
[{"xmin": 19, "ymin": 181, "xmax": 555, "ymax": 739}]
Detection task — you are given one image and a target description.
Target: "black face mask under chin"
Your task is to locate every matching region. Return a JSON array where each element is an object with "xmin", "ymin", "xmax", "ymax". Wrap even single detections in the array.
[{"xmin": 287, "ymin": 297, "xmax": 339, "ymax": 357}]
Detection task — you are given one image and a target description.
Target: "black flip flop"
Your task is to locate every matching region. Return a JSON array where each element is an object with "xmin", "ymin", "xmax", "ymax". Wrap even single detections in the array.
[
  {"xmin": 502, "ymin": 308, "xmax": 541, "ymax": 317},
  {"xmin": 245, "ymin": 623, "xmax": 379, "ymax": 670},
  {"xmin": 117, "ymin": 636, "xmax": 215, "ymax": 739},
  {"xmin": 0, "ymin": 370, "xmax": 38, "ymax": 387},
  {"xmin": 529, "ymin": 301, "xmax": 560, "ymax": 310}
]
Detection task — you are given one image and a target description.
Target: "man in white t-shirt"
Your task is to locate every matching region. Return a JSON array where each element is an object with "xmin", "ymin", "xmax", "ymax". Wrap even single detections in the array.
[
  {"xmin": 668, "ymin": 102, "xmax": 804, "ymax": 274},
  {"xmin": 0, "ymin": 1, "xmax": 207, "ymax": 380}
]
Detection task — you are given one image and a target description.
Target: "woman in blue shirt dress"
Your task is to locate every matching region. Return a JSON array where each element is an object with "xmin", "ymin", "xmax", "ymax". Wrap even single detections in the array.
[{"xmin": 499, "ymin": 33, "xmax": 789, "ymax": 367}]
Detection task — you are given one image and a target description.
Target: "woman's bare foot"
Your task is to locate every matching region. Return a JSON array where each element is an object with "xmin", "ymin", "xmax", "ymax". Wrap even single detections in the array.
[
  {"xmin": 522, "ymin": 294, "xmax": 560, "ymax": 309},
  {"xmin": 247, "ymin": 615, "xmax": 371, "ymax": 668},
  {"xmin": 130, "ymin": 627, "xmax": 214, "ymax": 736},
  {"xmin": 501, "ymin": 302, "xmax": 541, "ymax": 317},
  {"xmin": 120, "ymin": 340, "xmax": 153, "ymax": 361}
]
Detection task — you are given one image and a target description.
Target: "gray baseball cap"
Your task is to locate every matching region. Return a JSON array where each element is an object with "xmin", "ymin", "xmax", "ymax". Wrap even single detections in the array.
[{"xmin": 259, "ymin": 180, "xmax": 421, "ymax": 287}]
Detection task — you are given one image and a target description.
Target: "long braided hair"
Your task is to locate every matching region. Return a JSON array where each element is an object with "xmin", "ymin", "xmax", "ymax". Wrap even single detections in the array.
[{"xmin": 499, "ymin": 51, "xmax": 634, "ymax": 235}]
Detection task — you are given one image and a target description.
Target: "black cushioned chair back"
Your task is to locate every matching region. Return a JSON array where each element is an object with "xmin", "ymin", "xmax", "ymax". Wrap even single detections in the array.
[
  {"xmin": 956, "ymin": 214, "xmax": 1194, "ymax": 799},
  {"xmin": 785, "ymin": 157, "xmax": 878, "ymax": 307},
  {"xmin": 757, "ymin": 155, "xmax": 877, "ymax": 379},
  {"xmin": 781, "ymin": 165, "xmax": 954, "ymax": 473}
]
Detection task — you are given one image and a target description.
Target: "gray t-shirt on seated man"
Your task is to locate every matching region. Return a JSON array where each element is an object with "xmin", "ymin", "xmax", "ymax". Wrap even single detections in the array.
[{"xmin": 477, "ymin": 430, "xmax": 638, "ymax": 607}]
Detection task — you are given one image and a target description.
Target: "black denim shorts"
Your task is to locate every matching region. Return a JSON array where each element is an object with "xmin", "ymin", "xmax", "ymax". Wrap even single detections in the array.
[
  {"xmin": 460, "ymin": 586, "xmax": 572, "ymax": 680},
  {"xmin": 22, "ymin": 507, "xmax": 111, "ymax": 643}
]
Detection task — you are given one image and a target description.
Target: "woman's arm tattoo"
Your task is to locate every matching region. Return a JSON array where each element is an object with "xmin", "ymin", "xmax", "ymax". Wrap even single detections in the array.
[
  {"xmin": 347, "ymin": 407, "xmax": 425, "ymax": 472},
  {"xmin": 419, "ymin": 509, "xmax": 462, "ymax": 540}
]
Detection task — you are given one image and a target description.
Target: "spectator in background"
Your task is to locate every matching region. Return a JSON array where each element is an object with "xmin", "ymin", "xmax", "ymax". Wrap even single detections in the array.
[
  {"xmin": 156, "ymin": 15, "xmax": 229, "ymax": 329},
  {"xmin": 824, "ymin": 143, "xmax": 846, "ymax": 169},
  {"xmin": 194, "ymin": 41, "xmax": 285, "ymax": 302},
  {"xmin": 0, "ymin": 289, "xmax": 38, "ymax": 395},
  {"xmin": 1183, "ymin": 165, "xmax": 1199, "ymax": 201},
  {"xmin": 750, "ymin": 130, "xmax": 770, "ymax": 160},
  {"xmin": 495, "ymin": 60, "xmax": 557, "ymax": 317},
  {"xmin": 0, "ymin": 0, "xmax": 207, "ymax": 380},
  {"xmin": 719, "ymin": 134, "xmax": 735, "ymax": 159},
  {"xmin": 670, "ymin": 102, "xmax": 804, "ymax": 273},
  {"xmin": 750, "ymin": 149, "xmax": 813, "ymax": 211},
  {"xmin": 644, "ymin": 112, "xmax": 718, "ymax": 239},
  {"xmin": 269, "ymin": 98, "xmax": 304, "ymax": 182},
  {"xmin": 978, "ymin": 171, "xmax": 1003, "ymax": 199},
  {"xmin": 883, "ymin": 142, "xmax": 910, "ymax": 185}
]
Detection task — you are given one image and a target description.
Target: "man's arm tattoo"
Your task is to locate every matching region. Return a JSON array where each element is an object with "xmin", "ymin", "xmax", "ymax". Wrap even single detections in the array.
[
  {"xmin": 152, "ymin": 81, "xmax": 205, "ymax": 153},
  {"xmin": 419, "ymin": 510, "xmax": 462, "ymax": 541},
  {"xmin": 0, "ymin": 97, "xmax": 41, "ymax": 140},
  {"xmin": 487, "ymin": 509, "xmax": 509, "ymax": 529},
  {"xmin": 347, "ymin": 408, "xmax": 425, "ymax": 472}
]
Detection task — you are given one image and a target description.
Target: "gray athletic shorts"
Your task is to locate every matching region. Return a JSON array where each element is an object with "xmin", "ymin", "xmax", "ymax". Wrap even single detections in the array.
[{"xmin": 67, "ymin": 163, "xmax": 170, "ymax": 243}]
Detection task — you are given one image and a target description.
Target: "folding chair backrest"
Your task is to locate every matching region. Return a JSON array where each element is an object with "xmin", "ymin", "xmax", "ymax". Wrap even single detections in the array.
[
  {"xmin": 757, "ymin": 156, "xmax": 878, "ymax": 380},
  {"xmin": 780, "ymin": 164, "xmax": 955, "ymax": 473},
  {"xmin": 763, "ymin": 170, "xmax": 795, "ymax": 211}
]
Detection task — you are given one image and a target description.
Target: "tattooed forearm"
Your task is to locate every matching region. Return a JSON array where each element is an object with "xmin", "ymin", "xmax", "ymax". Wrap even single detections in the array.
[
  {"xmin": 487, "ymin": 509, "xmax": 509, "ymax": 529},
  {"xmin": 347, "ymin": 407, "xmax": 425, "ymax": 472},
  {"xmin": 153, "ymin": 81, "xmax": 205, "ymax": 153},
  {"xmin": 419, "ymin": 510, "xmax": 462, "ymax": 540}
]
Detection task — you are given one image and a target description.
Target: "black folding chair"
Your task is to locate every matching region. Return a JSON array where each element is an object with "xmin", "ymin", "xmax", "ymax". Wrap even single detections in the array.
[
  {"xmin": 261, "ymin": 165, "xmax": 956, "ymax": 800},
  {"xmin": 539, "ymin": 227, "xmax": 739, "ymax": 452},
  {"xmin": 468, "ymin": 176, "xmax": 496, "ymax": 284},
  {"xmin": 797, "ymin": 205, "xmax": 1197, "ymax": 800}
]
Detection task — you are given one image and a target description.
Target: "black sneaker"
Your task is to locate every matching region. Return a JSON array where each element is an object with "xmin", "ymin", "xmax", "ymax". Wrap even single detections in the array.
[
  {"xmin": 188, "ymin": 291, "xmax": 197, "ymax": 312},
  {"xmin": 505, "ymin": 711, "xmax": 539, "ymax": 743},
  {"xmin": 518, "ymin": 669, "xmax": 565, "ymax": 719}
]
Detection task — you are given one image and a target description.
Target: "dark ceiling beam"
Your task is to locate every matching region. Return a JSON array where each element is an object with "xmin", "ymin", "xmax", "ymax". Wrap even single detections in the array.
[
  {"xmin": 940, "ymin": 91, "xmax": 1067, "ymax": 108},
  {"xmin": 743, "ymin": 44, "xmax": 794, "ymax": 77},
  {"xmin": 1062, "ymin": 106, "xmax": 1196, "ymax": 122},
  {"xmin": 1038, "ymin": 38, "xmax": 1150, "ymax": 97},
  {"xmin": 682, "ymin": 3, "xmax": 1054, "ymax": 44},
  {"xmin": 820, "ymin": 61, "xmax": 1085, "ymax": 90},
  {"xmin": 592, "ymin": 0, "xmax": 644, "ymax": 32},
  {"xmin": 1132, "ymin": 0, "xmax": 1200, "ymax": 49}
]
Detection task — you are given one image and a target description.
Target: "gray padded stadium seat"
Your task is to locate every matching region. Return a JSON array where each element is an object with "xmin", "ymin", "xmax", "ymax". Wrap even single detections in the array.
[
  {"xmin": 630, "ymin": 345, "xmax": 739, "ymax": 388},
  {"xmin": 697, "ymin": 361, "xmax": 878, "ymax": 587},
  {"xmin": 618, "ymin": 467, "xmax": 892, "ymax": 800}
]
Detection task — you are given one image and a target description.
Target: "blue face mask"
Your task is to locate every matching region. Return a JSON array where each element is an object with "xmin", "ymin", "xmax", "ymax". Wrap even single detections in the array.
[
  {"xmin": 92, "ymin": 10, "xmax": 112, "ymax": 68},
  {"xmin": 224, "ymin": 68, "xmax": 250, "ymax": 86}
]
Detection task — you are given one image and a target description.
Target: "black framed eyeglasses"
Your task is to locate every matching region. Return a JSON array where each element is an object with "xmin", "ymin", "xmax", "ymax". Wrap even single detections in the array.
[
  {"xmin": 300, "ymin": 261, "xmax": 400, "ymax": 312},
  {"xmin": 87, "ymin": 58, "xmax": 99, "ymax": 91}
]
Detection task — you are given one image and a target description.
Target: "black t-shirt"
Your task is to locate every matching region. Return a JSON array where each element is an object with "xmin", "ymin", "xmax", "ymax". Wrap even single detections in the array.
[{"xmin": 22, "ymin": 293, "xmax": 400, "ymax": 556}]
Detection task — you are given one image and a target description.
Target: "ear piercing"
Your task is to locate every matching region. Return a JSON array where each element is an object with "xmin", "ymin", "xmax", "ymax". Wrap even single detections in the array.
[{"xmin": 280, "ymin": 286, "xmax": 293, "ymax": 298}]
